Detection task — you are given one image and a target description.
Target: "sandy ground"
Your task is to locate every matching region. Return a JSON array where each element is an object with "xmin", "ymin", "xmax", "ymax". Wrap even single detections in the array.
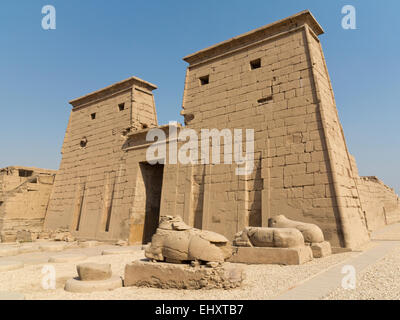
[
  {"xmin": 0, "ymin": 245, "xmax": 357, "ymax": 300},
  {"xmin": 324, "ymin": 246, "xmax": 400, "ymax": 300}
]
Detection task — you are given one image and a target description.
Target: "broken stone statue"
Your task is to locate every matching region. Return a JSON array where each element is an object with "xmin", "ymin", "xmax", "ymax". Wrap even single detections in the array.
[
  {"xmin": 268, "ymin": 215, "xmax": 332, "ymax": 258},
  {"xmin": 145, "ymin": 215, "xmax": 232, "ymax": 264},
  {"xmin": 229, "ymin": 225, "xmax": 313, "ymax": 265},
  {"xmin": 125, "ymin": 216, "xmax": 243, "ymax": 290},
  {"xmin": 233, "ymin": 226, "xmax": 305, "ymax": 248}
]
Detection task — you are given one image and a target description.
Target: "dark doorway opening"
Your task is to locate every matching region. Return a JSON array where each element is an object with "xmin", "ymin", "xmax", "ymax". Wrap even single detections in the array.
[{"xmin": 140, "ymin": 162, "xmax": 164, "ymax": 244}]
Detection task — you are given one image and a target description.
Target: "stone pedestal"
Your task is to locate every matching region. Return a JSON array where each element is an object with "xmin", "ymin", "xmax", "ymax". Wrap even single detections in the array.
[
  {"xmin": 64, "ymin": 263, "xmax": 120, "ymax": 293},
  {"xmin": 77, "ymin": 263, "xmax": 112, "ymax": 281},
  {"xmin": 0, "ymin": 247, "xmax": 19, "ymax": 257},
  {"xmin": 39, "ymin": 243, "xmax": 66, "ymax": 252},
  {"xmin": 124, "ymin": 260, "xmax": 244, "ymax": 289},
  {"xmin": 310, "ymin": 241, "xmax": 332, "ymax": 258},
  {"xmin": 64, "ymin": 276, "xmax": 122, "ymax": 293},
  {"xmin": 228, "ymin": 246, "xmax": 313, "ymax": 265}
]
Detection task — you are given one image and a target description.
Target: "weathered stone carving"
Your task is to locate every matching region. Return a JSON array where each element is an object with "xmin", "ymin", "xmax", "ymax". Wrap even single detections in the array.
[
  {"xmin": 268, "ymin": 215, "xmax": 324, "ymax": 244},
  {"xmin": 233, "ymin": 227, "xmax": 305, "ymax": 248},
  {"xmin": 268, "ymin": 215, "xmax": 331, "ymax": 258},
  {"xmin": 230, "ymin": 226, "xmax": 313, "ymax": 265},
  {"xmin": 77, "ymin": 263, "xmax": 112, "ymax": 281},
  {"xmin": 145, "ymin": 215, "xmax": 232, "ymax": 263}
]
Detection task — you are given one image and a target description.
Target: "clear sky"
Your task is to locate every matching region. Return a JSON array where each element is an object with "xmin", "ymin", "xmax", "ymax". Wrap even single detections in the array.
[{"xmin": 0, "ymin": 0, "xmax": 399, "ymax": 193}]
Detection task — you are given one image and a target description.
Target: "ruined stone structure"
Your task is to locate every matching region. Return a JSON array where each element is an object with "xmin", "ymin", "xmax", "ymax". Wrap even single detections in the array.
[
  {"xmin": 43, "ymin": 10, "xmax": 400, "ymax": 249},
  {"xmin": 0, "ymin": 166, "xmax": 56, "ymax": 241},
  {"xmin": 349, "ymin": 155, "xmax": 400, "ymax": 232},
  {"xmin": 145, "ymin": 215, "xmax": 232, "ymax": 264}
]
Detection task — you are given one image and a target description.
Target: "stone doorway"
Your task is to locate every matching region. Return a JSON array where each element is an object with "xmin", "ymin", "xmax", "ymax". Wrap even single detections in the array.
[{"xmin": 129, "ymin": 162, "xmax": 164, "ymax": 244}]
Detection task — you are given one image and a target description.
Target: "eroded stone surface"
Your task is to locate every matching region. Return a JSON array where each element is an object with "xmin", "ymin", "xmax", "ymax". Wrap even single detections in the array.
[
  {"xmin": 16, "ymin": 230, "xmax": 33, "ymax": 243},
  {"xmin": 39, "ymin": 243, "xmax": 66, "ymax": 252},
  {"xmin": 0, "ymin": 247, "xmax": 19, "ymax": 257},
  {"xmin": 77, "ymin": 263, "xmax": 112, "ymax": 281},
  {"xmin": 0, "ymin": 166, "xmax": 56, "ymax": 241},
  {"xmin": 311, "ymin": 241, "xmax": 332, "ymax": 258},
  {"xmin": 18, "ymin": 244, "xmax": 40, "ymax": 254},
  {"xmin": 124, "ymin": 260, "xmax": 244, "ymax": 289},
  {"xmin": 233, "ymin": 227, "xmax": 304, "ymax": 248},
  {"xmin": 145, "ymin": 216, "xmax": 232, "ymax": 263},
  {"xmin": 229, "ymin": 246, "xmax": 313, "ymax": 265},
  {"xmin": 64, "ymin": 276, "xmax": 122, "ymax": 293},
  {"xmin": 269, "ymin": 215, "xmax": 325, "ymax": 244},
  {"xmin": 79, "ymin": 241, "xmax": 100, "ymax": 248}
]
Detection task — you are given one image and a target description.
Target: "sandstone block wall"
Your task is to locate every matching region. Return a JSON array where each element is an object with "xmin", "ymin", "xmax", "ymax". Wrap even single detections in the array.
[
  {"xmin": 0, "ymin": 166, "xmax": 56, "ymax": 239},
  {"xmin": 348, "ymin": 155, "xmax": 400, "ymax": 231},
  {"xmin": 358, "ymin": 176, "xmax": 400, "ymax": 231},
  {"xmin": 44, "ymin": 77, "xmax": 159, "ymax": 242},
  {"xmin": 42, "ymin": 10, "xmax": 398, "ymax": 249},
  {"xmin": 160, "ymin": 10, "xmax": 369, "ymax": 248}
]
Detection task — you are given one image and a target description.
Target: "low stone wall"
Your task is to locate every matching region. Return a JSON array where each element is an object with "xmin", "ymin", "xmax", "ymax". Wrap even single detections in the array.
[
  {"xmin": 358, "ymin": 176, "xmax": 400, "ymax": 231},
  {"xmin": 0, "ymin": 166, "xmax": 57, "ymax": 242}
]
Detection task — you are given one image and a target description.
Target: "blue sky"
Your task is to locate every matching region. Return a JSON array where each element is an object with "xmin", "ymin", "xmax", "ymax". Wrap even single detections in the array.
[{"xmin": 0, "ymin": 0, "xmax": 399, "ymax": 193}]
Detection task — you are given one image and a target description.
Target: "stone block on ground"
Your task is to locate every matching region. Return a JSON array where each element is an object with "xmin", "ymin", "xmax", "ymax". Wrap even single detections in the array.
[
  {"xmin": 228, "ymin": 246, "xmax": 313, "ymax": 265},
  {"xmin": 53, "ymin": 231, "xmax": 74, "ymax": 242},
  {"xmin": 0, "ymin": 261, "xmax": 24, "ymax": 272},
  {"xmin": 64, "ymin": 276, "xmax": 122, "ymax": 293},
  {"xmin": 48, "ymin": 254, "xmax": 87, "ymax": 263},
  {"xmin": 79, "ymin": 241, "xmax": 100, "ymax": 248},
  {"xmin": 124, "ymin": 260, "xmax": 244, "ymax": 289},
  {"xmin": 331, "ymin": 247, "xmax": 353, "ymax": 254},
  {"xmin": 116, "ymin": 240, "xmax": 128, "ymax": 246},
  {"xmin": 64, "ymin": 242, "xmax": 80, "ymax": 249},
  {"xmin": 39, "ymin": 243, "xmax": 66, "ymax": 252},
  {"xmin": 18, "ymin": 244, "xmax": 40, "ymax": 254},
  {"xmin": 311, "ymin": 241, "xmax": 332, "ymax": 258},
  {"xmin": 0, "ymin": 247, "xmax": 19, "ymax": 257},
  {"xmin": 77, "ymin": 263, "xmax": 112, "ymax": 281}
]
